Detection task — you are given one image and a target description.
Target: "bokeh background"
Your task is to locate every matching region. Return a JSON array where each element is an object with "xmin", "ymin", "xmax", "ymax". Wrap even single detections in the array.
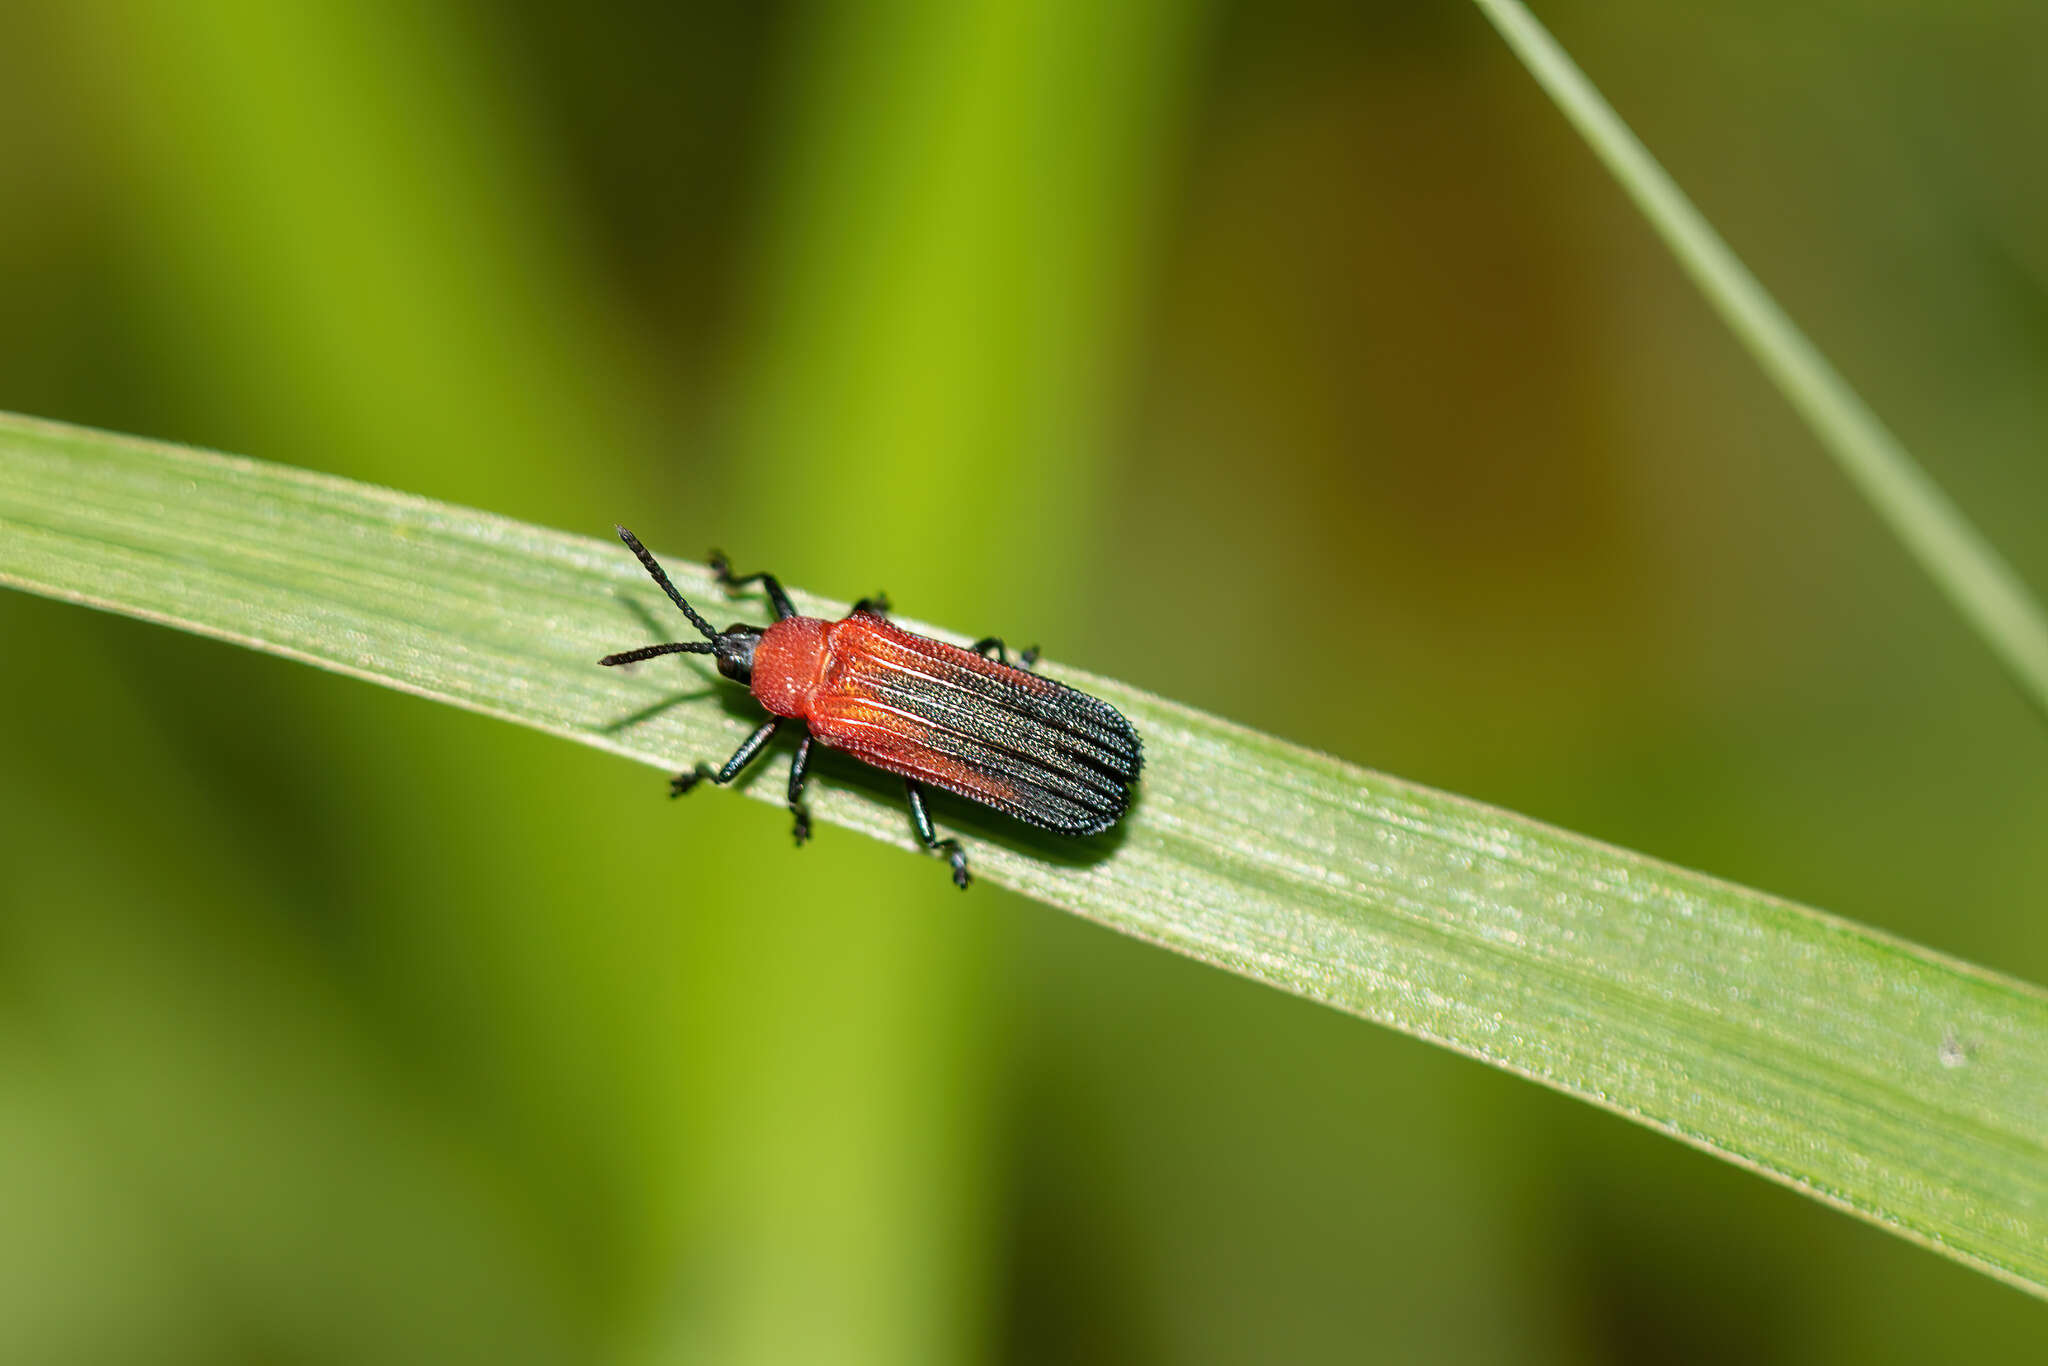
[{"xmin": 4, "ymin": 1, "xmax": 2047, "ymax": 1361}]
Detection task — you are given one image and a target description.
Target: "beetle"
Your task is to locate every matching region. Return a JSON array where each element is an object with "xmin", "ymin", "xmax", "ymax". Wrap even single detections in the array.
[{"xmin": 598, "ymin": 527, "xmax": 1141, "ymax": 887}]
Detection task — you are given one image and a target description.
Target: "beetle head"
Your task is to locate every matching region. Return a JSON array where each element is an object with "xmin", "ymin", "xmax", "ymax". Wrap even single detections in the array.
[{"xmin": 713, "ymin": 624, "xmax": 762, "ymax": 683}]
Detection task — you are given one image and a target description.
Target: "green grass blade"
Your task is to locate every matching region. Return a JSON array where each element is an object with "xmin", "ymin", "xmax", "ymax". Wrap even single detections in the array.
[
  {"xmin": 1469, "ymin": 0, "xmax": 2048, "ymax": 724},
  {"xmin": 5, "ymin": 410, "xmax": 2047, "ymax": 1297}
]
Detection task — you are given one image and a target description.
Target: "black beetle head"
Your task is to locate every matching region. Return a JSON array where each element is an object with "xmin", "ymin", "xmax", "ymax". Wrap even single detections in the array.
[{"xmin": 713, "ymin": 624, "xmax": 762, "ymax": 683}]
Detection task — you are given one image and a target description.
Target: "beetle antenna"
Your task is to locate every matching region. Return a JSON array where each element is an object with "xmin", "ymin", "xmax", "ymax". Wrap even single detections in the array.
[
  {"xmin": 599, "ymin": 641, "xmax": 715, "ymax": 667},
  {"xmin": 616, "ymin": 525, "xmax": 720, "ymax": 640}
]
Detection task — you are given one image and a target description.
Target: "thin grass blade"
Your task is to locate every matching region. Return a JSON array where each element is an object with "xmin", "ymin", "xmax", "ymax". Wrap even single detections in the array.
[{"xmin": 1469, "ymin": 0, "xmax": 2048, "ymax": 724}]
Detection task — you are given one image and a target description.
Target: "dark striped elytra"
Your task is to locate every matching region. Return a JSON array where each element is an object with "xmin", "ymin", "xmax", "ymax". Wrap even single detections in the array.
[{"xmin": 598, "ymin": 527, "xmax": 1140, "ymax": 888}]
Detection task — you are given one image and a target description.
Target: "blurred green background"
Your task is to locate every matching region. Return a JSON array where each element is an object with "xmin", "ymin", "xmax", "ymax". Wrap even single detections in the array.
[{"xmin": 4, "ymin": 0, "xmax": 2047, "ymax": 1360}]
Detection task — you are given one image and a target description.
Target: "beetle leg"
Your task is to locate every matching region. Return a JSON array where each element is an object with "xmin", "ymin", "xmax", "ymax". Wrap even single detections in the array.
[
  {"xmin": 673, "ymin": 716, "xmax": 781, "ymax": 797},
  {"xmin": 707, "ymin": 549, "xmax": 798, "ymax": 621},
  {"xmin": 787, "ymin": 733, "xmax": 814, "ymax": 845},
  {"xmin": 669, "ymin": 764, "xmax": 714, "ymax": 798},
  {"xmin": 971, "ymin": 637, "xmax": 1041, "ymax": 671},
  {"xmin": 852, "ymin": 591, "xmax": 891, "ymax": 616},
  {"xmin": 905, "ymin": 780, "xmax": 970, "ymax": 890}
]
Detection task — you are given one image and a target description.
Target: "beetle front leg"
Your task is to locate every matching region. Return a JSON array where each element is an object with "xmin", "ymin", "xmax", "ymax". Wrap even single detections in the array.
[
  {"xmin": 905, "ymin": 780, "xmax": 970, "ymax": 889},
  {"xmin": 673, "ymin": 716, "xmax": 781, "ymax": 798},
  {"xmin": 669, "ymin": 764, "xmax": 714, "ymax": 798},
  {"xmin": 708, "ymin": 549, "xmax": 798, "ymax": 621}
]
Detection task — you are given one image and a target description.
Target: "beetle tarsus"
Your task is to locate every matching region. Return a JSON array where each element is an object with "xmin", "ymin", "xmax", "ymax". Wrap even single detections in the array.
[
  {"xmin": 852, "ymin": 592, "xmax": 891, "ymax": 616},
  {"xmin": 670, "ymin": 764, "xmax": 713, "ymax": 798}
]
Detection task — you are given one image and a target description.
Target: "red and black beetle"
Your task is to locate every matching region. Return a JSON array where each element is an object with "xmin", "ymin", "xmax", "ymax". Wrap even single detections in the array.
[{"xmin": 599, "ymin": 527, "xmax": 1141, "ymax": 887}]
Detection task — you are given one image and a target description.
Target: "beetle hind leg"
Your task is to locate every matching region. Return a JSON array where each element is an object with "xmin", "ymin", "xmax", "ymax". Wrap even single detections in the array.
[{"xmin": 905, "ymin": 780, "xmax": 970, "ymax": 890}]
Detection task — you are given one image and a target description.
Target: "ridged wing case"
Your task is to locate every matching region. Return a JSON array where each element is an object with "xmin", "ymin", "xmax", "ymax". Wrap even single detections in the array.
[{"xmin": 804, "ymin": 614, "xmax": 1141, "ymax": 835}]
